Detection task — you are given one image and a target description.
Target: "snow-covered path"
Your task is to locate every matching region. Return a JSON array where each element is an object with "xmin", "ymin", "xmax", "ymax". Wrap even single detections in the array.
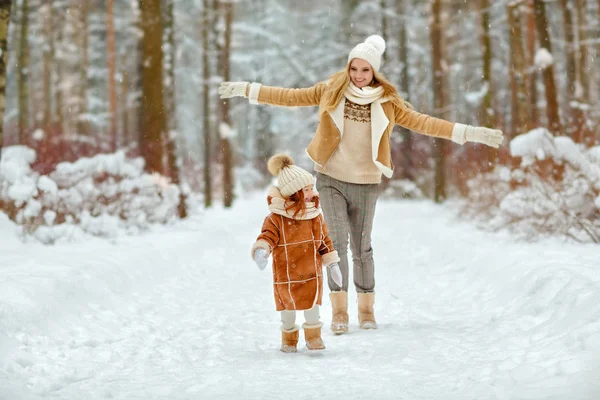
[{"xmin": 1, "ymin": 192, "xmax": 600, "ymax": 400}]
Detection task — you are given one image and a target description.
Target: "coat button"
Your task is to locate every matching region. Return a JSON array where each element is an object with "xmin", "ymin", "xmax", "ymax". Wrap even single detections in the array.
[
  {"xmin": 298, "ymin": 244, "xmax": 302, "ymax": 248},
  {"xmin": 291, "ymin": 263, "xmax": 296, "ymax": 268},
  {"xmin": 300, "ymin": 275, "xmax": 304, "ymax": 279}
]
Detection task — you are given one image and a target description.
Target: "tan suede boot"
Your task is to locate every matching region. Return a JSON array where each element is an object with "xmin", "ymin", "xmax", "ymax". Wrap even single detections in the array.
[
  {"xmin": 303, "ymin": 324, "xmax": 326, "ymax": 350},
  {"xmin": 280, "ymin": 328, "xmax": 299, "ymax": 353},
  {"xmin": 330, "ymin": 291, "xmax": 349, "ymax": 334},
  {"xmin": 358, "ymin": 292, "xmax": 377, "ymax": 329}
]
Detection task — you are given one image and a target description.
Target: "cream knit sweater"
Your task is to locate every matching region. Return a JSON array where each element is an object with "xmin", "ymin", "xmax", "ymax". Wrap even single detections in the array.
[{"xmin": 315, "ymin": 99, "xmax": 382, "ymax": 184}]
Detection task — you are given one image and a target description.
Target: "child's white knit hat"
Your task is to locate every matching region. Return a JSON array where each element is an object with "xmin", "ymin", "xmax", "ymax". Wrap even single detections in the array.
[
  {"xmin": 267, "ymin": 154, "xmax": 315, "ymax": 197},
  {"xmin": 347, "ymin": 35, "xmax": 386, "ymax": 72}
]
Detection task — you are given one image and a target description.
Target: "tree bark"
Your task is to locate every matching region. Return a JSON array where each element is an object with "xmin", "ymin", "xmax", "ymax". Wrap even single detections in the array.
[
  {"xmin": 18, "ymin": 0, "xmax": 29, "ymax": 145},
  {"xmin": 120, "ymin": 54, "xmax": 129, "ymax": 147},
  {"xmin": 77, "ymin": 0, "xmax": 89, "ymax": 136},
  {"xmin": 42, "ymin": 0, "xmax": 54, "ymax": 131},
  {"xmin": 575, "ymin": 0, "xmax": 589, "ymax": 103},
  {"xmin": 526, "ymin": 1, "xmax": 538, "ymax": 129},
  {"xmin": 507, "ymin": 2, "xmax": 529, "ymax": 137},
  {"xmin": 202, "ymin": 0, "xmax": 212, "ymax": 208},
  {"xmin": 430, "ymin": 0, "xmax": 447, "ymax": 203},
  {"xmin": 107, "ymin": 0, "xmax": 118, "ymax": 150},
  {"xmin": 139, "ymin": 0, "xmax": 166, "ymax": 174},
  {"xmin": 398, "ymin": 0, "xmax": 413, "ymax": 181},
  {"xmin": 220, "ymin": 0, "xmax": 234, "ymax": 208},
  {"xmin": 479, "ymin": 0, "xmax": 496, "ymax": 168},
  {"xmin": 163, "ymin": 0, "xmax": 186, "ymax": 218},
  {"xmin": 0, "ymin": 0, "xmax": 12, "ymax": 163},
  {"xmin": 533, "ymin": 0, "xmax": 562, "ymax": 134}
]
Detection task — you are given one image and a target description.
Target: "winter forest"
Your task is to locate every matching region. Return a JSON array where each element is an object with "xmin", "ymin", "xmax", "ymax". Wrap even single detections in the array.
[
  {"xmin": 0, "ymin": 0, "xmax": 598, "ymax": 242},
  {"xmin": 1, "ymin": 0, "xmax": 600, "ymax": 399}
]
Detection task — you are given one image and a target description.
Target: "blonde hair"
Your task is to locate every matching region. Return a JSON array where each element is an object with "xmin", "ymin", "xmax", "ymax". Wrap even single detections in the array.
[{"xmin": 320, "ymin": 64, "xmax": 413, "ymax": 116}]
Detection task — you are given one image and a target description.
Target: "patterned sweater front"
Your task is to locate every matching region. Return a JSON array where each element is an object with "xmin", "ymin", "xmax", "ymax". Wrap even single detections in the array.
[{"xmin": 314, "ymin": 99, "xmax": 382, "ymax": 184}]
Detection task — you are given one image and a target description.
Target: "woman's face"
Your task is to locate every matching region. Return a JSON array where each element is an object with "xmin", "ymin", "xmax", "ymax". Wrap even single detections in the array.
[
  {"xmin": 349, "ymin": 58, "xmax": 374, "ymax": 88},
  {"xmin": 302, "ymin": 185, "xmax": 315, "ymax": 202}
]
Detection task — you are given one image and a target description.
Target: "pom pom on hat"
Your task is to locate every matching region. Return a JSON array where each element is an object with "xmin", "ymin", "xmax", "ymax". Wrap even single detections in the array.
[
  {"xmin": 365, "ymin": 35, "xmax": 386, "ymax": 54},
  {"xmin": 267, "ymin": 154, "xmax": 294, "ymax": 176},
  {"xmin": 266, "ymin": 153, "xmax": 315, "ymax": 197},
  {"xmin": 347, "ymin": 34, "xmax": 386, "ymax": 72}
]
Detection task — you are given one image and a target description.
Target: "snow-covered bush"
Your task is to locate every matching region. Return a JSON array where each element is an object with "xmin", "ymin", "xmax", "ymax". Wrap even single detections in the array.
[
  {"xmin": 0, "ymin": 146, "xmax": 184, "ymax": 244},
  {"xmin": 463, "ymin": 129, "xmax": 600, "ymax": 242},
  {"xmin": 381, "ymin": 179, "xmax": 425, "ymax": 199}
]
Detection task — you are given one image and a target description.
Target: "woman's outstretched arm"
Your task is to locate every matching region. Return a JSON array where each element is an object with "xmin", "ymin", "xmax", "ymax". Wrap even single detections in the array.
[
  {"xmin": 395, "ymin": 106, "xmax": 504, "ymax": 148},
  {"xmin": 219, "ymin": 81, "xmax": 327, "ymax": 108}
]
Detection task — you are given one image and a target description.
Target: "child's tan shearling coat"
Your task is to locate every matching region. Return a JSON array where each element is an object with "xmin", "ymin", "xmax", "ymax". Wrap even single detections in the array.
[{"xmin": 252, "ymin": 187, "xmax": 339, "ymax": 311}]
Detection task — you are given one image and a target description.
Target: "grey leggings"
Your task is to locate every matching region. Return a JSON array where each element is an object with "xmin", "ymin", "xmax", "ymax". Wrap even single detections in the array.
[{"xmin": 316, "ymin": 173, "xmax": 379, "ymax": 293}]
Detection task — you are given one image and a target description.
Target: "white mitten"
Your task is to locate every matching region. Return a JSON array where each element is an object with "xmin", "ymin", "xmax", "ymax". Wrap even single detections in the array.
[
  {"xmin": 218, "ymin": 81, "xmax": 249, "ymax": 99},
  {"xmin": 253, "ymin": 248, "xmax": 269, "ymax": 270},
  {"xmin": 327, "ymin": 262, "xmax": 343, "ymax": 287},
  {"xmin": 451, "ymin": 123, "xmax": 504, "ymax": 148}
]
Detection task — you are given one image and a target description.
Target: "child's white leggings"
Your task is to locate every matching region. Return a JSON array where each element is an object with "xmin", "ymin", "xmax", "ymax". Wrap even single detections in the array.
[{"xmin": 280, "ymin": 305, "xmax": 320, "ymax": 331}]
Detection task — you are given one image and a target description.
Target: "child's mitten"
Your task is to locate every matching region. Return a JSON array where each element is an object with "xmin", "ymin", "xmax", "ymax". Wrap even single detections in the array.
[{"xmin": 253, "ymin": 248, "xmax": 269, "ymax": 270}]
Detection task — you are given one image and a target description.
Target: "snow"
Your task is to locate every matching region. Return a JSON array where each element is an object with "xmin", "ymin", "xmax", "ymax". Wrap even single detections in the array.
[
  {"xmin": 0, "ymin": 147, "xmax": 182, "ymax": 244},
  {"xmin": 535, "ymin": 48, "xmax": 554, "ymax": 69},
  {"xmin": 1, "ymin": 192, "xmax": 600, "ymax": 399}
]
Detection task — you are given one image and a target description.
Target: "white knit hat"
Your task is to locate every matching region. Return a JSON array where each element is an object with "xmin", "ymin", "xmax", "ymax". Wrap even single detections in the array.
[
  {"xmin": 347, "ymin": 35, "xmax": 386, "ymax": 72},
  {"xmin": 267, "ymin": 154, "xmax": 315, "ymax": 197}
]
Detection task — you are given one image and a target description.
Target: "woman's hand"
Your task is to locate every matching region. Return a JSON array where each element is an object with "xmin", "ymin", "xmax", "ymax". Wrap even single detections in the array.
[
  {"xmin": 218, "ymin": 82, "xmax": 249, "ymax": 99},
  {"xmin": 451, "ymin": 123, "xmax": 504, "ymax": 148},
  {"xmin": 327, "ymin": 263, "xmax": 343, "ymax": 287}
]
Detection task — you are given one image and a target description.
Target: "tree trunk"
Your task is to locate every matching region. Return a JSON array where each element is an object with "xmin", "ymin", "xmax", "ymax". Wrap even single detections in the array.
[
  {"xmin": 77, "ymin": 0, "xmax": 89, "ymax": 136},
  {"xmin": 398, "ymin": 0, "xmax": 413, "ymax": 182},
  {"xmin": 42, "ymin": 0, "xmax": 54, "ymax": 131},
  {"xmin": 430, "ymin": 0, "xmax": 447, "ymax": 203},
  {"xmin": 380, "ymin": 0, "xmax": 387, "ymax": 64},
  {"xmin": 18, "ymin": 0, "xmax": 29, "ymax": 145},
  {"xmin": 479, "ymin": 0, "xmax": 496, "ymax": 168},
  {"xmin": 560, "ymin": 0, "xmax": 587, "ymax": 141},
  {"xmin": 55, "ymin": 7, "xmax": 64, "ymax": 133},
  {"xmin": 163, "ymin": 0, "xmax": 186, "ymax": 218},
  {"xmin": 0, "ymin": 0, "xmax": 12, "ymax": 163},
  {"xmin": 106, "ymin": 0, "xmax": 117, "ymax": 150},
  {"xmin": 507, "ymin": 2, "xmax": 529, "ymax": 138},
  {"xmin": 202, "ymin": 0, "xmax": 212, "ymax": 208},
  {"xmin": 220, "ymin": 0, "xmax": 234, "ymax": 208},
  {"xmin": 533, "ymin": 0, "xmax": 562, "ymax": 134},
  {"xmin": 575, "ymin": 0, "xmax": 589, "ymax": 103},
  {"xmin": 120, "ymin": 54, "xmax": 129, "ymax": 147},
  {"xmin": 526, "ymin": 1, "xmax": 538, "ymax": 129},
  {"xmin": 139, "ymin": 0, "xmax": 166, "ymax": 174}
]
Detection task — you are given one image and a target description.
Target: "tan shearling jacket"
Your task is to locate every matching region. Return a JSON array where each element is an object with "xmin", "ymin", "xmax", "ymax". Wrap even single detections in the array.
[{"xmin": 247, "ymin": 82, "xmax": 455, "ymax": 177}]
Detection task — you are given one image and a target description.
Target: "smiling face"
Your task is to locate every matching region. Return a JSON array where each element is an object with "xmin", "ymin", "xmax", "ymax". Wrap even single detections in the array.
[
  {"xmin": 302, "ymin": 184, "xmax": 315, "ymax": 202},
  {"xmin": 349, "ymin": 58, "xmax": 374, "ymax": 88}
]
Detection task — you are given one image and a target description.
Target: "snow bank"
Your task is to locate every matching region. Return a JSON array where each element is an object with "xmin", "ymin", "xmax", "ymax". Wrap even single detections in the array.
[{"xmin": 0, "ymin": 146, "xmax": 185, "ymax": 244}]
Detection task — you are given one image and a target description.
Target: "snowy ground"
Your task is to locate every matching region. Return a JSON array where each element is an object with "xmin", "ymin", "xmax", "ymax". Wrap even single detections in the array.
[{"xmin": 1, "ymin": 191, "xmax": 600, "ymax": 400}]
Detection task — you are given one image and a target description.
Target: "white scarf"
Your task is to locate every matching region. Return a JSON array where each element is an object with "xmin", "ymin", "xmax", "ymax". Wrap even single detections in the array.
[
  {"xmin": 344, "ymin": 83, "xmax": 385, "ymax": 105},
  {"xmin": 267, "ymin": 187, "xmax": 321, "ymax": 220}
]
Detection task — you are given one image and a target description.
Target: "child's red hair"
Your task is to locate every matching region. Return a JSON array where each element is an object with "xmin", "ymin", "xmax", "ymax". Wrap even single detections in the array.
[{"xmin": 285, "ymin": 189, "xmax": 319, "ymax": 219}]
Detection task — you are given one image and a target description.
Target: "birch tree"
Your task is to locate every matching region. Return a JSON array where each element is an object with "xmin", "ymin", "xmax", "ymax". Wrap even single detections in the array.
[{"xmin": 18, "ymin": 0, "xmax": 29, "ymax": 144}]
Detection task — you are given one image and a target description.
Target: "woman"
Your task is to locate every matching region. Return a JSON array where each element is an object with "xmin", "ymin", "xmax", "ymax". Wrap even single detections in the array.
[{"xmin": 219, "ymin": 35, "xmax": 503, "ymax": 334}]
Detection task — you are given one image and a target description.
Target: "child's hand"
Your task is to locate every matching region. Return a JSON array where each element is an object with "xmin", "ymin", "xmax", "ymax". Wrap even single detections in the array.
[
  {"xmin": 327, "ymin": 263, "xmax": 343, "ymax": 287},
  {"xmin": 253, "ymin": 248, "xmax": 269, "ymax": 270}
]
